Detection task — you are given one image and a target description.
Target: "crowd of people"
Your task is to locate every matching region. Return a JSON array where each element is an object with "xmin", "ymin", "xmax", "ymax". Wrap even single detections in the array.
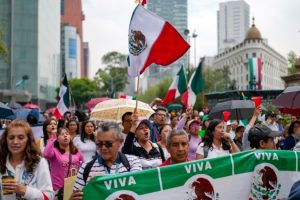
[{"xmin": 0, "ymin": 99, "xmax": 300, "ymax": 200}]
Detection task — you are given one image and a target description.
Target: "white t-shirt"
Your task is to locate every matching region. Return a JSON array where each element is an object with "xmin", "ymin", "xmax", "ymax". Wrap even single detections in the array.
[
  {"xmin": 196, "ymin": 143, "xmax": 229, "ymax": 159},
  {"xmin": 73, "ymin": 136, "xmax": 96, "ymax": 162}
]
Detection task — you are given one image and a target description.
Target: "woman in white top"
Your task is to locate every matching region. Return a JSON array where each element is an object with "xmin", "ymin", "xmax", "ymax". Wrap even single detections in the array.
[
  {"xmin": 0, "ymin": 120, "xmax": 54, "ymax": 200},
  {"xmin": 157, "ymin": 124, "xmax": 172, "ymax": 159},
  {"xmin": 73, "ymin": 120, "xmax": 97, "ymax": 162},
  {"xmin": 195, "ymin": 119, "xmax": 240, "ymax": 160}
]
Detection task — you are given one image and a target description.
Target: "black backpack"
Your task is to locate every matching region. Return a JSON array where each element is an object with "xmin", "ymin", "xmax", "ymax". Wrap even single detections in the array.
[{"xmin": 83, "ymin": 152, "xmax": 131, "ymax": 184}]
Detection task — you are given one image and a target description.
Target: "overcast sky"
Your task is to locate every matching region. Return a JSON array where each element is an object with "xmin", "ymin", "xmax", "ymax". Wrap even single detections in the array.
[{"xmin": 82, "ymin": 0, "xmax": 300, "ymax": 78}]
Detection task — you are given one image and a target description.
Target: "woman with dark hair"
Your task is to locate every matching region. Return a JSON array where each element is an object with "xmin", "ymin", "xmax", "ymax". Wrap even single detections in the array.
[
  {"xmin": 0, "ymin": 120, "xmax": 54, "ymax": 199},
  {"xmin": 36, "ymin": 119, "xmax": 57, "ymax": 153},
  {"xmin": 43, "ymin": 127, "xmax": 83, "ymax": 198},
  {"xmin": 195, "ymin": 119, "xmax": 240, "ymax": 160},
  {"xmin": 283, "ymin": 121, "xmax": 300, "ymax": 150},
  {"xmin": 57, "ymin": 118, "xmax": 67, "ymax": 130},
  {"xmin": 66, "ymin": 119, "xmax": 80, "ymax": 139},
  {"xmin": 73, "ymin": 120, "xmax": 97, "ymax": 162}
]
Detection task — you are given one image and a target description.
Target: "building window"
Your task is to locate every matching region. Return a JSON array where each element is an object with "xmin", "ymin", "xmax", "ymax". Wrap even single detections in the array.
[
  {"xmin": 61, "ymin": 0, "xmax": 65, "ymax": 15},
  {"xmin": 252, "ymin": 52, "xmax": 256, "ymax": 57},
  {"xmin": 246, "ymin": 53, "xmax": 248, "ymax": 59}
]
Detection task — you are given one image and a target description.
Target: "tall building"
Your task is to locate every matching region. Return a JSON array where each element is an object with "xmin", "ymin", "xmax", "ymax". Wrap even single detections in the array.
[
  {"xmin": 61, "ymin": 0, "xmax": 85, "ymax": 78},
  {"xmin": 213, "ymin": 20, "xmax": 288, "ymax": 90},
  {"xmin": 141, "ymin": 0, "xmax": 188, "ymax": 92},
  {"xmin": 0, "ymin": 0, "xmax": 61, "ymax": 106},
  {"xmin": 217, "ymin": 0, "xmax": 250, "ymax": 53},
  {"xmin": 83, "ymin": 42, "xmax": 90, "ymax": 77}
]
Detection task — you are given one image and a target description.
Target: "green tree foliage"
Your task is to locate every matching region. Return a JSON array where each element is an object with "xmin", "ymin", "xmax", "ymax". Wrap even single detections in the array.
[
  {"xmin": 69, "ymin": 78, "xmax": 100, "ymax": 108},
  {"xmin": 94, "ymin": 51, "xmax": 128, "ymax": 97},
  {"xmin": 139, "ymin": 77, "xmax": 172, "ymax": 103},
  {"xmin": 0, "ymin": 28, "xmax": 8, "ymax": 62},
  {"xmin": 287, "ymin": 51, "xmax": 297, "ymax": 75}
]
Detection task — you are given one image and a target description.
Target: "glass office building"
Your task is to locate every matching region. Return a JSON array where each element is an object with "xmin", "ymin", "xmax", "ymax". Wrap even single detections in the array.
[{"xmin": 0, "ymin": 0, "xmax": 61, "ymax": 107}]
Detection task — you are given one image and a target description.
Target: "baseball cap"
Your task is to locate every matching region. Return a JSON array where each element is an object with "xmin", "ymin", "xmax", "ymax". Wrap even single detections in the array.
[
  {"xmin": 248, "ymin": 124, "xmax": 281, "ymax": 141},
  {"xmin": 136, "ymin": 119, "xmax": 151, "ymax": 129},
  {"xmin": 202, "ymin": 115, "xmax": 209, "ymax": 122}
]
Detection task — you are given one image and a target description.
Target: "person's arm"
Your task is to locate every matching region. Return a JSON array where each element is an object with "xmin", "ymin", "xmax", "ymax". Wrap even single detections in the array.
[
  {"xmin": 195, "ymin": 144, "xmax": 205, "ymax": 160},
  {"xmin": 242, "ymin": 107, "xmax": 261, "ymax": 150},
  {"xmin": 122, "ymin": 113, "xmax": 139, "ymax": 154},
  {"xmin": 149, "ymin": 98, "xmax": 162, "ymax": 108},
  {"xmin": 223, "ymin": 133, "xmax": 240, "ymax": 153},
  {"xmin": 177, "ymin": 106, "xmax": 193, "ymax": 130},
  {"xmin": 22, "ymin": 158, "xmax": 55, "ymax": 200},
  {"xmin": 43, "ymin": 135, "xmax": 57, "ymax": 159}
]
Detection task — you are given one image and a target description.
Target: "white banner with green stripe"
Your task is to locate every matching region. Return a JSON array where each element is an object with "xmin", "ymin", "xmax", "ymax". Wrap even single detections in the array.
[{"xmin": 82, "ymin": 150, "xmax": 300, "ymax": 199}]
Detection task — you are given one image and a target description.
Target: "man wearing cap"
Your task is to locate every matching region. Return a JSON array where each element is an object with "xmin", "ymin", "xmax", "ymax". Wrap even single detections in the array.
[
  {"xmin": 122, "ymin": 113, "xmax": 165, "ymax": 169},
  {"xmin": 160, "ymin": 129, "xmax": 189, "ymax": 167},
  {"xmin": 248, "ymin": 124, "xmax": 281, "ymax": 150}
]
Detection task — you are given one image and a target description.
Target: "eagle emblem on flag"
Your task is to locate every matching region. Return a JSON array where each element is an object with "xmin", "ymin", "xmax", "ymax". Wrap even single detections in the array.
[{"xmin": 129, "ymin": 30, "xmax": 147, "ymax": 56}]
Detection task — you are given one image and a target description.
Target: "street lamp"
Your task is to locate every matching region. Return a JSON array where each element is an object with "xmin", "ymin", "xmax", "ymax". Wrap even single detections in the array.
[
  {"xmin": 192, "ymin": 30, "xmax": 198, "ymax": 68},
  {"xmin": 184, "ymin": 29, "xmax": 190, "ymax": 79}
]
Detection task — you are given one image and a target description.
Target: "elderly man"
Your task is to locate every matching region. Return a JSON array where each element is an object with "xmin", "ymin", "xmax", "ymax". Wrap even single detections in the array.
[
  {"xmin": 70, "ymin": 121, "xmax": 142, "ymax": 200},
  {"xmin": 160, "ymin": 129, "xmax": 189, "ymax": 166}
]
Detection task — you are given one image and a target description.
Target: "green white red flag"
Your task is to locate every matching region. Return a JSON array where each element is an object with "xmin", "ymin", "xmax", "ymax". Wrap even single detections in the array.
[
  {"xmin": 161, "ymin": 65, "xmax": 187, "ymax": 106},
  {"xmin": 127, "ymin": 5, "xmax": 190, "ymax": 77},
  {"xmin": 119, "ymin": 95, "xmax": 136, "ymax": 100},
  {"xmin": 181, "ymin": 59, "xmax": 204, "ymax": 108},
  {"xmin": 248, "ymin": 57, "xmax": 262, "ymax": 89},
  {"xmin": 53, "ymin": 74, "xmax": 70, "ymax": 119}
]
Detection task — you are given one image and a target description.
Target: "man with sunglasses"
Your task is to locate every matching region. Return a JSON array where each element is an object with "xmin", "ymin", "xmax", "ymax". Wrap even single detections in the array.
[{"xmin": 70, "ymin": 121, "xmax": 142, "ymax": 200}]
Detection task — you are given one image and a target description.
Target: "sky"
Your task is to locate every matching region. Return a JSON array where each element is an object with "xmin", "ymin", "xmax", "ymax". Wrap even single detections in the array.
[{"xmin": 82, "ymin": 0, "xmax": 300, "ymax": 78}]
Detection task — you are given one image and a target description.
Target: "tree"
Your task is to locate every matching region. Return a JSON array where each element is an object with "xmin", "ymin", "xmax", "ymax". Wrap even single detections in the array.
[
  {"xmin": 69, "ymin": 78, "xmax": 100, "ymax": 108},
  {"xmin": 287, "ymin": 51, "xmax": 297, "ymax": 75},
  {"xmin": 0, "ymin": 28, "xmax": 8, "ymax": 62},
  {"xmin": 139, "ymin": 77, "xmax": 172, "ymax": 103},
  {"xmin": 94, "ymin": 51, "xmax": 128, "ymax": 97}
]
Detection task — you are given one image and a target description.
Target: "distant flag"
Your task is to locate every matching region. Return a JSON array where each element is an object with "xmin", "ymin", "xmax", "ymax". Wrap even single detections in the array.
[
  {"xmin": 241, "ymin": 92, "xmax": 248, "ymax": 100},
  {"xmin": 53, "ymin": 74, "xmax": 70, "ymax": 119},
  {"xmin": 119, "ymin": 95, "xmax": 136, "ymax": 100},
  {"xmin": 135, "ymin": 0, "xmax": 147, "ymax": 5},
  {"xmin": 161, "ymin": 65, "xmax": 187, "ymax": 106},
  {"xmin": 127, "ymin": 5, "xmax": 190, "ymax": 77},
  {"xmin": 248, "ymin": 57, "xmax": 262, "ymax": 89},
  {"xmin": 181, "ymin": 58, "xmax": 205, "ymax": 108}
]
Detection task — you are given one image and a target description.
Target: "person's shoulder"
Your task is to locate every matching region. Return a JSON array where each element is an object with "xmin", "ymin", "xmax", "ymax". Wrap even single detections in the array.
[{"xmin": 124, "ymin": 154, "xmax": 139, "ymax": 161}]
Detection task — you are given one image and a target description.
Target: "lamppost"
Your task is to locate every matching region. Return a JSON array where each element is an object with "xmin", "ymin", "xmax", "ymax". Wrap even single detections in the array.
[
  {"xmin": 192, "ymin": 30, "xmax": 198, "ymax": 68},
  {"xmin": 184, "ymin": 29, "xmax": 190, "ymax": 79}
]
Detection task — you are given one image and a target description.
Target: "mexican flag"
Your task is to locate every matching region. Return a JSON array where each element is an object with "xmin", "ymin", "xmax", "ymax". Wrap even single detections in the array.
[
  {"xmin": 119, "ymin": 95, "xmax": 136, "ymax": 100},
  {"xmin": 181, "ymin": 59, "xmax": 204, "ymax": 108},
  {"xmin": 127, "ymin": 5, "xmax": 190, "ymax": 77},
  {"xmin": 248, "ymin": 57, "xmax": 262, "ymax": 89},
  {"xmin": 161, "ymin": 65, "xmax": 187, "ymax": 106},
  {"xmin": 53, "ymin": 74, "xmax": 70, "ymax": 119}
]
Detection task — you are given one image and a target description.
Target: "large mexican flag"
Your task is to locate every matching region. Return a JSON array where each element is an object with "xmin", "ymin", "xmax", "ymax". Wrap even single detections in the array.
[{"xmin": 82, "ymin": 150, "xmax": 300, "ymax": 199}]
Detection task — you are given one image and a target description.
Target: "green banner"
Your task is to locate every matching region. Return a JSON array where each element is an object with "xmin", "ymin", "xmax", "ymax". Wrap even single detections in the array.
[{"xmin": 82, "ymin": 150, "xmax": 300, "ymax": 199}]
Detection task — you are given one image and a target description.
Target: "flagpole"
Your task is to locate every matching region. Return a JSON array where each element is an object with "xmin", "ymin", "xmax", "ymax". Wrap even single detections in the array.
[{"xmin": 135, "ymin": 76, "xmax": 140, "ymax": 113}]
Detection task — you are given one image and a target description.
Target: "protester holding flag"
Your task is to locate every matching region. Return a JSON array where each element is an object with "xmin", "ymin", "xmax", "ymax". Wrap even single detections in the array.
[
  {"xmin": 0, "ymin": 120, "xmax": 54, "ymax": 200},
  {"xmin": 70, "ymin": 122, "xmax": 142, "ymax": 200},
  {"xmin": 43, "ymin": 127, "xmax": 83, "ymax": 199},
  {"xmin": 196, "ymin": 119, "xmax": 240, "ymax": 160},
  {"xmin": 122, "ymin": 113, "xmax": 165, "ymax": 169}
]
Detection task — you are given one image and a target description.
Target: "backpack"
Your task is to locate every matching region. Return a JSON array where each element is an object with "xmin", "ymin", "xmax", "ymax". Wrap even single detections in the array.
[
  {"xmin": 83, "ymin": 152, "xmax": 131, "ymax": 184},
  {"xmin": 153, "ymin": 143, "xmax": 166, "ymax": 162}
]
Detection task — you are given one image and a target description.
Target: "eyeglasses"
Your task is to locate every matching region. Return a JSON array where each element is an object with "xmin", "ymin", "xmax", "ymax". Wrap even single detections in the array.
[
  {"xmin": 156, "ymin": 113, "xmax": 166, "ymax": 118},
  {"xmin": 96, "ymin": 141, "xmax": 115, "ymax": 148}
]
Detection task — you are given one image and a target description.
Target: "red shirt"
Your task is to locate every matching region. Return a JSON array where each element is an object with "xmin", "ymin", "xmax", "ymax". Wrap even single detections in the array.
[{"xmin": 159, "ymin": 158, "xmax": 189, "ymax": 167}]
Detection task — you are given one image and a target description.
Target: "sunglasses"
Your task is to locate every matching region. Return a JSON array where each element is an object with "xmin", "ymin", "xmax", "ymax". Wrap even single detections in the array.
[{"xmin": 96, "ymin": 141, "xmax": 115, "ymax": 148}]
